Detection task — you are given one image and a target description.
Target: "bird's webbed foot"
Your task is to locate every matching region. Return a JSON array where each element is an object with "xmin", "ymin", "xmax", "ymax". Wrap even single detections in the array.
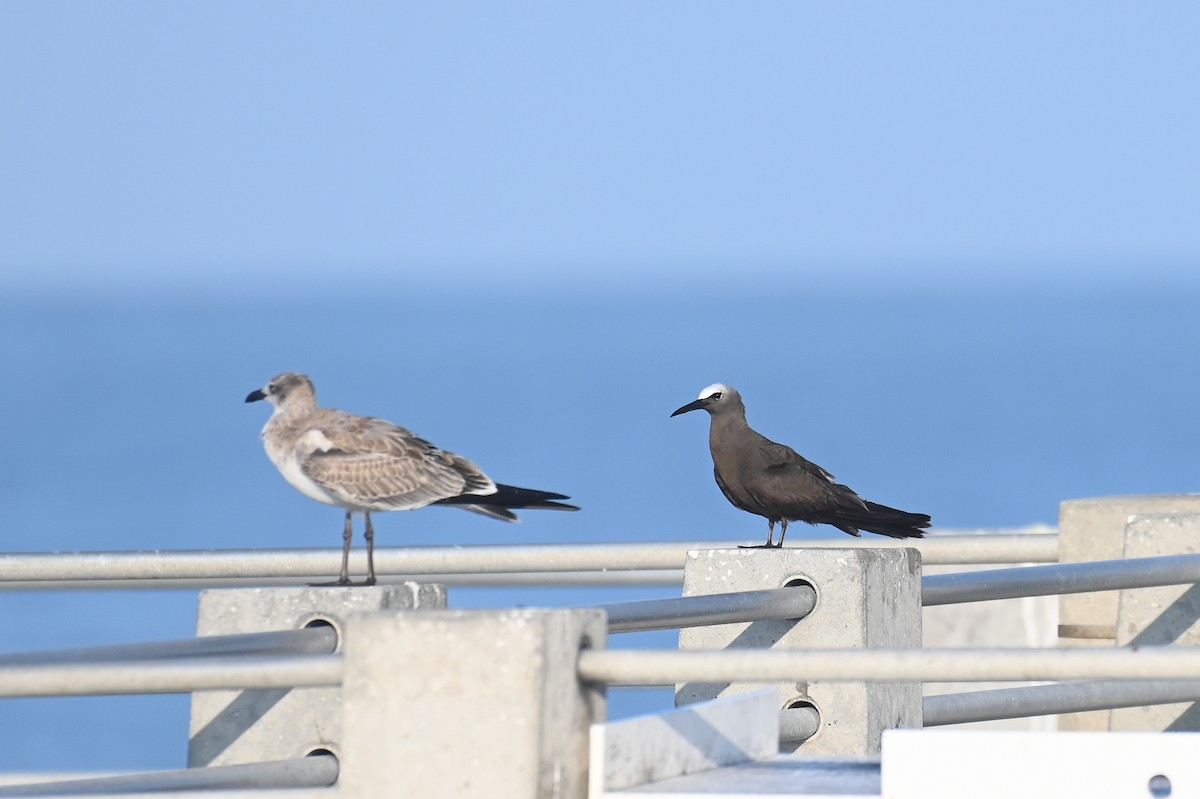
[{"xmin": 310, "ymin": 577, "xmax": 354, "ymax": 587}]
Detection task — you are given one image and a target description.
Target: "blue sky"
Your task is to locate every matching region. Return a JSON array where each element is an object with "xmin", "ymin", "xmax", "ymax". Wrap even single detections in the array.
[
  {"xmin": 3, "ymin": 5, "xmax": 1200, "ymax": 769},
  {"xmin": 2, "ymin": 2, "xmax": 1198, "ymax": 295}
]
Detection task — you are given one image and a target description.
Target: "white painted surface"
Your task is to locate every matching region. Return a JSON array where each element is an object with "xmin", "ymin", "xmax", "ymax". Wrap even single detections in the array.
[
  {"xmin": 882, "ymin": 729, "xmax": 1200, "ymax": 799},
  {"xmin": 603, "ymin": 757, "xmax": 881, "ymax": 797}
]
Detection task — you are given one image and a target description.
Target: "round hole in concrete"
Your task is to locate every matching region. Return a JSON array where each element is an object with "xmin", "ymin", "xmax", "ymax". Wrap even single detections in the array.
[
  {"xmin": 782, "ymin": 577, "xmax": 817, "ymax": 617},
  {"xmin": 299, "ymin": 615, "xmax": 341, "ymax": 652},
  {"xmin": 781, "ymin": 698, "xmax": 821, "ymax": 744},
  {"xmin": 304, "ymin": 747, "xmax": 341, "ymax": 785},
  {"xmin": 306, "ymin": 747, "xmax": 338, "ymax": 758}
]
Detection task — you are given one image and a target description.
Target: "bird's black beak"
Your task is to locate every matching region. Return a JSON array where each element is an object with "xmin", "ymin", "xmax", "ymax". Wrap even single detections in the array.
[
  {"xmin": 671, "ymin": 398, "xmax": 708, "ymax": 417},
  {"xmin": 245, "ymin": 389, "xmax": 267, "ymax": 403}
]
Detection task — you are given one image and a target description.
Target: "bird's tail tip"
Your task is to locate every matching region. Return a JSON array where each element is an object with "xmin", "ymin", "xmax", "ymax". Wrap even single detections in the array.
[
  {"xmin": 435, "ymin": 483, "xmax": 581, "ymax": 520},
  {"xmin": 860, "ymin": 503, "xmax": 931, "ymax": 539}
]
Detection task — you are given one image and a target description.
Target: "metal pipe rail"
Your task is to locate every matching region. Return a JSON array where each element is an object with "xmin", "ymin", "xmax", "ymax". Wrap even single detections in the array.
[
  {"xmin": 0, "ymin": 589, "xmax": 809, "ymax": 672},
  {"xmin": 0, "ymin": 755, "xmax": 338, "ymax": 797},
  {"xmin": 0, "ymin": 530, "xmax": 1056, "ymax": 589},
  {"xmin": 0, "ymin": 628, "xmax": 338, "ymax": 667},
  {"xmin": 3, "ymin": 646, "xmax": 1200, "ymax": 698},
  {"xmin": 922, "ymin": 552, "xmax": 1200, "ymax": 605},
  {"xmin": 601, "ymin": 586, "xmax": 817, "ymax": 633},
  {"xmin": 577, "ymin": 647, "xmax": 1200, "ymax": 685},
  {"xmin": 0, "ymin": 571, "xmax": 689, "ymax": 591},
  {"xmin": 923, "ymin": 679, "xmax": 1200, "ymax": 726},
  {"xmin": 0, "ymin": 655, "xmax": 343, "ymax": 698}
]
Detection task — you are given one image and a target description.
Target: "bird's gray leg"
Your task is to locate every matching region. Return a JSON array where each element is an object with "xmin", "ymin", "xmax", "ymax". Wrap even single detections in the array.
[
  {"xmin": 775, "ymin": 519, "xmax": 788, "ymax": 548},
  {"xmin": 339, "ymin": 511, "xmax": 354, "ymax": 584},
  {"xmin": 362, "ymin": 512, "xmax": 377, "ymax": 586},
  {"xmin": 338, "ymin": 512, "xmax": 354, "ymax": 584},
  {"xmin": 313, "ymin": 511, "xmax": 354, "ymax": 586}
]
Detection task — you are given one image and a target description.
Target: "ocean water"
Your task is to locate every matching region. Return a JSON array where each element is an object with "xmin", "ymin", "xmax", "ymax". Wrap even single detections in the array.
[{"xmin": 2, "ymin": 282, "xmax": 1198, "ymax": 770}]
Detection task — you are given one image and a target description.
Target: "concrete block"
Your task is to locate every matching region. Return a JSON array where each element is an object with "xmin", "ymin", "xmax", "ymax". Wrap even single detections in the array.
[
  {"xmin": 676, "ymin": 547, "xmax": 922, "ymax": 757},
  {"xmin": 339, "ymin": 609, "xmax": 606, "ymax": 799},
  {"xmin": 188, "ymin": 584, "xmax": 445, "ymax": 767},
  {"xmin": 1058, "ymin": 497, "xmax": 1200, "ymax": 731},
  {"xmin": 1059, "ymin": 495, "xmax": 1200, "ymax": 641},
  {"xmin": 1111, "ymin": 513, "xmax": 1200, "ymax": 731},
  {"xmin": 591, "ymin": 689, "xmax": 778, "ymax": 794}
]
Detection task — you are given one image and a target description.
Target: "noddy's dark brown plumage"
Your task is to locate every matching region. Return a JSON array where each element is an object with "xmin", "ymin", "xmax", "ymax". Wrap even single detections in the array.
[{"xmin": 671, "ymin": 383, "xmax": 929, "ymax": 548}]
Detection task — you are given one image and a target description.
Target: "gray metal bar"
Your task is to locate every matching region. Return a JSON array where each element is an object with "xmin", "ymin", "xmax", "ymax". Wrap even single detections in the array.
[
  {"xmin": 923, "ymin": 680, "xmax": 1200, "ymax": 726},
  {"xmin": 0, "ymin": 654, "xmax": 343, "ymax": 698},
  {"xmin": 602, "ymin": 586, "xmax": 817, "ymax": 633},
  {"xmin": 0, "ymin": 754, "xmax": 337, "ymax": 796},
  {"xmin": 0, "ymin": 570, "xmax": 687, "ymax": 591},
  {"xmin": 922, "ymin": 552, "xmax": 1200, "ymax": 606},
  {"xmin": 578, "ymin": 647, "xmax": 1200, "ymax": 685},
  {"xmin": 0, "ymin": 628, "xmax": 337, "ymax": 667},
  {"xmin": 383, "ymin": 570, "xmax": 684, "ymax": 586},
  {"xmin": 0, "ymin": 531, "xmax": 1055, "ymax": 588}
]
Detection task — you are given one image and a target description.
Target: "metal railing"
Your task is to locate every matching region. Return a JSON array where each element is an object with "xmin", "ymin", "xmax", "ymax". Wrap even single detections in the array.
[
  {"xmin": 577, "ymin": 647, "xmax": 1200, "ymax": 684},
  {"xmin": 0, "ymin": 588, "xmax": 818, "ymax": 697},
  {"xmin": 4, "ymin": 541, "xmax": 1191, "ymax": 612},
  {"xmin": 3, "ymin": 547, "xmax": 1199, "ymax": 698},
  {"xmin": 0, "ymin": 655, "xmax": 342, "ymax": 698},
  {"xmin": 923, "ymin": 552, "xmax": 1200, "ymax": 605},
  {"xmin": 3, "ymin": 529, "xmax": 1199, "ymax": 794},
  {"xmin": 0, "ymin": 628, "xmax": 338, "ymax": 667},
  {"xmin": 924, "ymin": 680, "xmax": 1200, "ymax": 726},
  {"xmin": 600, "ymin": 586, "xmax": 817, "ymax": 633},
  {"xmin": 6, "ymin": 644, "xmax": 1199, "ymax": 700},
  {"xmin": 0, "ymin": 755, "xmax": 338, "ymax": 797},
  {"xmin": 0, "ymin": 529, "xmax": 1057, "ymax": 590}
]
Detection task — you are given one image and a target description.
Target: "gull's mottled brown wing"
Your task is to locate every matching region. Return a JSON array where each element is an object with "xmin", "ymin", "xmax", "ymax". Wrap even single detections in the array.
[{"xmin": 298, "ymin": 408, "xmax": 496, "ymax": 511}]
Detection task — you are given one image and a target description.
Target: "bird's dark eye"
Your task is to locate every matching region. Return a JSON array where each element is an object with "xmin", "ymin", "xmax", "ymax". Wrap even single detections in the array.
[{"xmin": 710, "ymin": 392, "xmax": 723, "ymax": 400}]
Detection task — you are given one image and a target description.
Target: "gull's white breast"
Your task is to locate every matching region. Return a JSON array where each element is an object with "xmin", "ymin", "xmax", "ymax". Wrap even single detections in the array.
[{"xmin": 263, "ymin": 424, "xmax": 348, "ymax": 508}]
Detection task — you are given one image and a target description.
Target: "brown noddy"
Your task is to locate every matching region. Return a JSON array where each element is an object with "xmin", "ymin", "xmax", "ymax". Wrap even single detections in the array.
[
  {"xmin": 247, "ymin": 371, "xmax": 579, "ymax": 586},
  {"xmin": 671, "ymin": 383, "xmax": 929, "ymax": 547}
]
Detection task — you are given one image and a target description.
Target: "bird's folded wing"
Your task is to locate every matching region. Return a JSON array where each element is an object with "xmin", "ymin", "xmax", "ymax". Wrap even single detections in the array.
[
  {"xmin": 298, "ymin": 412, "xmax": 496, "ymax": 508},
  {"xmin": 759, "ymin": 441, "xmax": 836, "ymax": 482},
  {"xmin": 755, "ymin": 443, "xmax": 871, "ymax": 514}
]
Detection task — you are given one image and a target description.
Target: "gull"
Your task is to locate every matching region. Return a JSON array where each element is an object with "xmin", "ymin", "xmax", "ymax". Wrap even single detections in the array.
[
  {"xmin": 246, "ymin": 371, "xmax": 578, "ymax": 585},
  {"xmin": 671, "ymin": 383, "xmax": 929, "ymax": 547}
]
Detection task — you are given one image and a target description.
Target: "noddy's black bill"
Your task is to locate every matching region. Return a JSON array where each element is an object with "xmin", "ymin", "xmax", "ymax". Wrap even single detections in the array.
[
  {"xmin": 245, "ymin": 389, "xmax": 267, "ymax": 403},
  {"xmin": 670, "ymin": 399, "xmax": 709, "ymax": 417}
]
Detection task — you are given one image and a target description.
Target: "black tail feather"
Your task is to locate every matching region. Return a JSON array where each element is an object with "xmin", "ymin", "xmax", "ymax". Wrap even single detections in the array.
[
  {"xmin": 830, "ymin": 501, "xmax": 930, "ymax": 539},
  {"xmin": 433, "ymin": 483, "xmax": 580, "ymax": 520}
]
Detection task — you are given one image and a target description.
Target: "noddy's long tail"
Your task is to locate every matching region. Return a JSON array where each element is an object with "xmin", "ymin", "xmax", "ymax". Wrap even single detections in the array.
[
  {"xmin": 835, "ymin": 501, "xmax": 930, "ymax": 539},
  {"xmin": 434, "ymin": 483, "xmax": 580, "ymax": 522}
]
